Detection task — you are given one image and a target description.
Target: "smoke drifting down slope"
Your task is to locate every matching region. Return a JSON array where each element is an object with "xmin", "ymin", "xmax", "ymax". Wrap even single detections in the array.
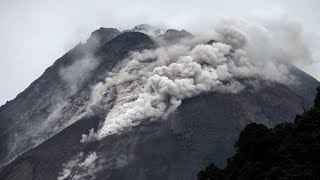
[{"xmin": 81, "ymin": 18, "xmax": 312, "ymax": 142}]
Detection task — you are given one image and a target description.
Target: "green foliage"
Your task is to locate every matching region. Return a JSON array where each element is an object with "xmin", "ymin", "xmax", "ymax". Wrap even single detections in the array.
[{"xmin": 198, "ymin": 87, "xmax": 320, "ymax": 180}]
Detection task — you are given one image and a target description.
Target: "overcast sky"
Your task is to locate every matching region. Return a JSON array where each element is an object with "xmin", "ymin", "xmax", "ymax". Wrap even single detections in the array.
[{"xmin": 0, "ymin": 0, "xmax": 319, "ymax": 105}]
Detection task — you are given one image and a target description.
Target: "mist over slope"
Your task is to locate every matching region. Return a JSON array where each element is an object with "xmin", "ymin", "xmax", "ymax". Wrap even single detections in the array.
[
  {"xmin": 0, "ymin": 29, "xmax": 154, "ymax": 167},
  {"xmin": 0, "ymin": 18, "xmax": 319, "ymax": 180}
]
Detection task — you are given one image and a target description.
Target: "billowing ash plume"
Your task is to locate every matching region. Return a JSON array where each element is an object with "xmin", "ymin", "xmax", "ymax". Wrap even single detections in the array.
[
  {"xmin": 215, "ymin": 18, "xmax": 312, "ymax": 78},
  {"xmin": 58, "ymin": 152, "xmax": 104, "ymax": 180},
  {"xmin": 80, "ymin": 18, "xmax": 313, "ymax": 142}
]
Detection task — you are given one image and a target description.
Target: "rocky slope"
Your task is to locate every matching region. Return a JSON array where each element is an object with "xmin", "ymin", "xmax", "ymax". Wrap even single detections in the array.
[{"xmin": 0, "ymin": 29, "xmax": 156, "ymax": 168}]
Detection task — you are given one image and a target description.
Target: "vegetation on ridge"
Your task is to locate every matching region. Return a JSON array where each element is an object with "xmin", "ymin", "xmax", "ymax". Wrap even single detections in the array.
[{"xmin": 198, "ymin": 87, "xmax": 320, "ymax": 180}]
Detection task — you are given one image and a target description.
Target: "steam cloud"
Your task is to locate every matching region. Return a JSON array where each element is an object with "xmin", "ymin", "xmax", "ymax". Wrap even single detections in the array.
[
  {"xmin": 59, "ymin": 55, "xmax": 100, "ymax": 95},
  {"xmin": 80, "ymin": 18, "xmax": 313, "ymax": 142},
  {"xmin": 58, "ymin": 152, "xmax": 103, "ymax": 180}
]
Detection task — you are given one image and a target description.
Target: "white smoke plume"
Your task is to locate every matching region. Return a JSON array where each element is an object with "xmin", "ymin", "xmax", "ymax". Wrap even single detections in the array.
[
  {"xmin": 57, "ymin": 152, "xmax": 103, "ymax": 180},
  {"xmin": 59, "ymin": 55, "xmax": 99, "ymax": 95},
  {"xmin": 80, "ymin": 18, "xmax": 313, "ymax": 142},
  {"xmin": 215, "ymin": 18, "xmax": 312, "ymax": 81}
]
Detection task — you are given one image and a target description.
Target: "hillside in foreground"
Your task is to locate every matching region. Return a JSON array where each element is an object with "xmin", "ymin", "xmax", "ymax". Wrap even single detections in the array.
[{"xmin": 198, "ymin": 87, "xmax": 320, "ymax": 180}]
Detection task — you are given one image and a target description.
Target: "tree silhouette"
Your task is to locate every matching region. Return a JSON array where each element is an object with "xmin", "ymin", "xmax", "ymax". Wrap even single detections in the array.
[{"xmin": 198, "ymin": 86, "xmax": 320, "ymax": 180}]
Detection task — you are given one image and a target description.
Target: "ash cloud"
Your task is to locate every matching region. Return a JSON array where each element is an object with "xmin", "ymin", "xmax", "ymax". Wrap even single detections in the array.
[
  {"xmin": 83, "ymin": 18, "xmax": 313, "ymax": 142},
  {"xmin": 57, "ymin": 152, "xmax": 103, "ymax": 180},
  {"xmin": 215, "ymin": 18, "xmax": 312, "ymax": 82},
  {"xmin": 80, "ymin": 18, "xmax": 313, "ymax": 142}
]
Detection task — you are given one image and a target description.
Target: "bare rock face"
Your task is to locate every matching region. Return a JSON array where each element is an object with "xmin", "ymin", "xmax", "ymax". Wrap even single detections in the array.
[
  {"xmin": 0, "ymin": 26, "xmax": 319, "ymax": 180},
  {"xmin": 86, "ymin": 28, "xmax": 121, "ymax": 50},
  {"xmin": 162, "ymin": 29, "xmax": 193, "ymax": 43}
]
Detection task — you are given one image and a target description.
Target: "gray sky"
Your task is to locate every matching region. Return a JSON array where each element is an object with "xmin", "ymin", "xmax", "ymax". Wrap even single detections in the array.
[{"xmin": 0, "ymin": 0, "xmax": 319, "ymax": 105}]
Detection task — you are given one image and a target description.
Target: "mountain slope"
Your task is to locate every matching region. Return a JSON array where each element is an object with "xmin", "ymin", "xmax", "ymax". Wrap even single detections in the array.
[
  {"xmin": 0, "ymin": 82, "xmax": 315, "ymax": 180},
  {"xmin": 0, "ymin": 30, "xmax": 156, "ymax": 167}
]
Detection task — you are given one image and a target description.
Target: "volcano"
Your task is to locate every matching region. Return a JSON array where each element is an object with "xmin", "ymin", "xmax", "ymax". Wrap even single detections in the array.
[{"xmin": 0, "ymin": 23, "xmax": 319, "ymax": 180}]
